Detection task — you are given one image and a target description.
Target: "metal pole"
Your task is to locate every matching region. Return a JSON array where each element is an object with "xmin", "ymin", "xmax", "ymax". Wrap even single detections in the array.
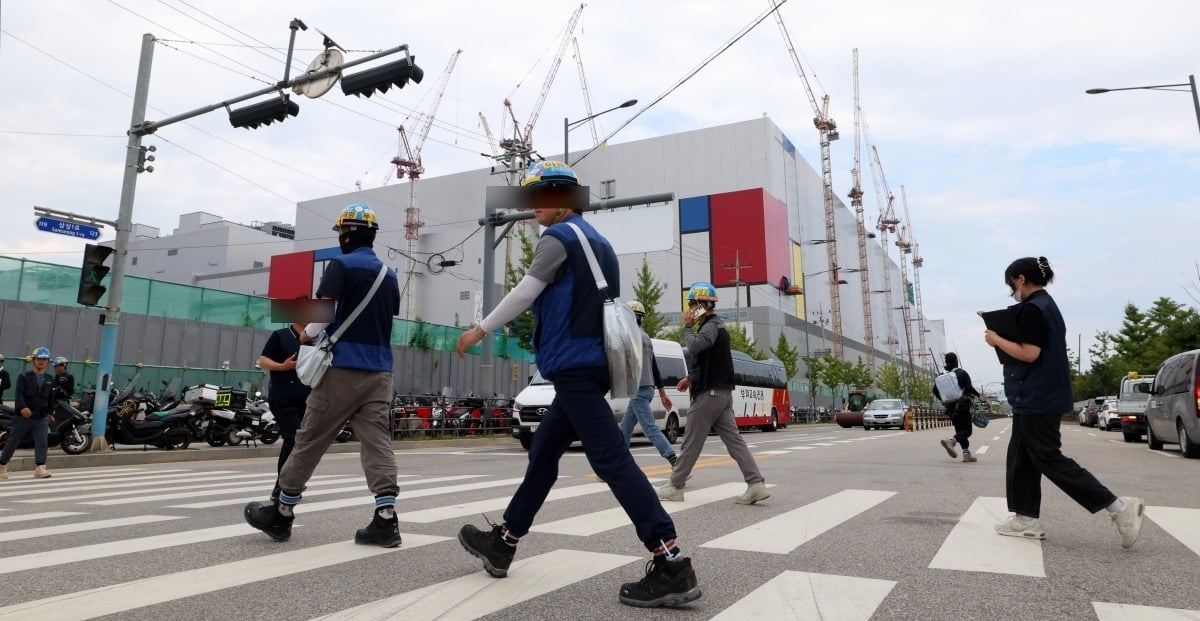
[
  {"xmin": 91, "ymin": 33, "xmax": 155, "ymax": 451},
  {"xmin": 1190, "ymin": 75, "xmax": 1200, "ymax": 136},
  {"xmin": 480, "ymin": 202, "xmax": 497, "ymax": 399},
  {"xmin": 564, "ymin": 116, "xmax": 569, "ymax": 164}
]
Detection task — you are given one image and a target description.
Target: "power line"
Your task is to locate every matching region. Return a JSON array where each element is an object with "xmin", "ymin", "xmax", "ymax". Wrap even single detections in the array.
[
  {"xmin": 156, "ymin": 39, "xmax": 379, "ymax": 53},
  {"xmin": 0, "ymin": 130, "xmax": 124, "ymax": 138}
]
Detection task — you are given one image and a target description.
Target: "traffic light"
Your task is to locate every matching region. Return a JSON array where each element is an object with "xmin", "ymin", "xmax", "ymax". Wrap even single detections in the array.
[
  {"xmin": 341, "ymin": 56, "xmax": 423, "ymax": 98},
  {"xmin": 77, "ymin": 243, "xmax": 114, "ymax": 307},
  {"xmin": 228, "ymin": 94, "xmax": 300, "ymax": 129}
]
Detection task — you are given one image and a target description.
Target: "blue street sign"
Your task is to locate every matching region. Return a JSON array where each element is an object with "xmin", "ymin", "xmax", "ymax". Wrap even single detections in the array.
[{"xmin": 35, "ymin": 217, "xmax": 101, "ymax": 240}]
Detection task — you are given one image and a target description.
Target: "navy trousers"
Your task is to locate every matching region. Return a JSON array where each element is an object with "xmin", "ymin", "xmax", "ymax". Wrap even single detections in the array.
[{"xmin": 503, "ymin": 365, "xmax": 677, "ymax": 552}]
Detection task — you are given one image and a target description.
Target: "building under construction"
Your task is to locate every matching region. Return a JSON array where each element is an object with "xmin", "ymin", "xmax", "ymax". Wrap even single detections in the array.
[{"xmin": 291, "ymin": 116, "xmax": 947, "ymax": 404}]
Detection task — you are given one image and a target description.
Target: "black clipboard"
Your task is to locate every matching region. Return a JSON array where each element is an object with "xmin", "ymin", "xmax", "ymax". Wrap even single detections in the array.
[{"xmin": 978, "ymin": 309, "xmax": 1020, "ymax": 365}]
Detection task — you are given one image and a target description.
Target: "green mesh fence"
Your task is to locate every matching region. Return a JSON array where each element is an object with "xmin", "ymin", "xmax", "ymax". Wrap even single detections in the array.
[{"xmin": 0, "ymin": 255, "xmax": 534, "ymax": 361}]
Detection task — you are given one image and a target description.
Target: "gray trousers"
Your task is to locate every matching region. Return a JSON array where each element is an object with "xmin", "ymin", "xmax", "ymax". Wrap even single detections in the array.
[
  {"xmin": 670, "ymin": 389, "xmax": 763, "ymax": 488},
  {"xmin": 278, "ymin": 368, "xmax": 398, "ymax": 498}
]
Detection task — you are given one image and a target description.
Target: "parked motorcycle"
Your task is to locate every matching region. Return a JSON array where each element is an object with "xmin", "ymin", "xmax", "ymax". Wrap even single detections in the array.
[
  {"xmin": 0, "ymin": 400, "xmax": 90, "ymax": 455},
  {"xmin": 225, "ymin": 398, "xmax": 278, "ymax": 446},
  {"xmin": 79, "ymin": 374, "xmax": 194, "ymax": 450}
]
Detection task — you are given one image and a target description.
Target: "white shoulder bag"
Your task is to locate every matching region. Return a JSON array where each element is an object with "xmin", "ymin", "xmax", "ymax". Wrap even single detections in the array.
[
  {"xmin": 296, "ymin": 265, "xmax": 388, "ymax": 388},
  {"xmin": 565, "ymin": 223, "xmax": 643, "ymax": 398}
]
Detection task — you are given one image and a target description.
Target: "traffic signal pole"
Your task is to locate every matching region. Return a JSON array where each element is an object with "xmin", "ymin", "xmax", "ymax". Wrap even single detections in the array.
[{"xmin": 89, "ymin": 32, "xmax": 420, "ymax": 452}]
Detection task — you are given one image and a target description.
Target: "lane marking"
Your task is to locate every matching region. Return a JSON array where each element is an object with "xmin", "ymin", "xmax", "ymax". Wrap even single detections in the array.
[
  {"xmin": 0, "ymin": 511, "xmax": 86, "ymax": 524},
  {"xmin": 758, "ymin": 450, "xmax": 790, "ymax": 455},
  {"xmin": 0, "ymin": 524, "xmax": 258, "ymax": 575},
  {"xmin": 0, "ymin": 467, "xmax": 152, "ymax": 485},
  {"xmin": 1146, "ymin": 506, "xmax": 1200, "ymax": 558},
  {"xmin": 0, "ymin": 471, "xmax": 250, "ymax": 498},
  {"xmin": 0, "ymin": 536, "xmax": 447, "ymax": 621},
  {"xmin": 0, "ymin": 514, "xmax": 182, "ymax": 543},
  {"xmin": 167, "ymin": 475, "xmax": 484, "ymax": 509},
  {"xmin": 288, "ymin": 477, "xmax": 530, "ymax": 514},
  {"xmin": 396, "ymin": 482, "xmax": 610, "ymax": 524},
  {"xmin": 702, "ymin": 489, "xmax": 894, "ymax": 554},
  {"xmin": 533, "ymin": 482, "xmax": 752, "ymax": 536},
  {"xmin": 976, "ymin": 446, "xmax": 990, "ymax": 455},
  {"xmin": 711, "ymin": 570, "xmax": 896, "ymax": 621},
  {"xmin": 1092, "ymin": 602, "xmax": 1200, "ymax": 620},
  {"xmin": 18, "ymin": 474, "xmax": 344, "ymax": 504},
  {"xmin": 1147, "ymin": 450, "xmax": 1182, "ymax": 459},
  {"xmin": 631, "ymin": 452, "xmax": 780, "ymax": 479},
  {"xmin": 81, "ymin": 476, "xmax": 367, "ymax": 506},
  {"xmin": 929, "ymin": 497, "xmax": 1044, "ymax": 577},
  {"xmin": 311, "ymin": 549, "xmax": 638, "ymax": 620},
  {"xmin": 784, "ymin": 446, "xmax": 817, "ymax": 450}
]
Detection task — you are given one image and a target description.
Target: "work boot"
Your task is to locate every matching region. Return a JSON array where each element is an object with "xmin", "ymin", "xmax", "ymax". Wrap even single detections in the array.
[
  {"xmin": 656, "ymin": 482, "xmax": 684, "ymax": 502},
  {"xmin": 243, "ymin": 501, "xmax": 293, "ymax": 541},
  {"xmin": 939, "ymin": 438, "xmax": 958, "ymax": 459},
  {"xmin": 458, "ymin": 522, "xmax": 516, "ymax": 578},
  {"xmin": 619, "ymin": 557, "xmax": 702, "ymax": 608},
  {"xmin": 1111, "ymin": 497, "xmax": 1145, "ymax": 549},
  {"xmin": 962, "ymin": 453, "xmax": 977, "ymax": 463},
  {"xmin": 33, "ymin": 465, "xmax": 52, "ymax": 479},
  {"xmin": 355, "ymin": 509, "xmax": 402, "ymax": 548},
  {"xmin": 0, "ymin": 464, "xmax": 8, "ymax": 480},
  {"xmin": 734, "ymin": 481, "xmax": 770, "ymax": 505}
]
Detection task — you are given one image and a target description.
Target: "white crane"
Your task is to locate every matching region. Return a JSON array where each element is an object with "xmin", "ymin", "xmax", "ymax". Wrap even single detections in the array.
[
  {"xmin": 899, "ymin": 186, "xmax": 929, "ymax": 373},
  {"xmin": 848, "ymin": 49, "xmax": 874, "ymax": 372}
]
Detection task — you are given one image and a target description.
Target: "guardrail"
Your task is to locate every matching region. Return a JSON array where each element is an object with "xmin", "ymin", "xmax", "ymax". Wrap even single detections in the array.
[{"xmin": 906, "ymin": 406, "xmax": 953, "ymax": 431}]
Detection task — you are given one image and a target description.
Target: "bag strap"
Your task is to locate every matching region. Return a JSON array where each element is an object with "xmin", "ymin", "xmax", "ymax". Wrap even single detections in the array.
[
  {"xmin": 328, "ymin": 265, "xmax": 388, "ymax": 345},
  {"xmin": 565, "ymin": 222, "xmax": 611, "ymax": 299}
]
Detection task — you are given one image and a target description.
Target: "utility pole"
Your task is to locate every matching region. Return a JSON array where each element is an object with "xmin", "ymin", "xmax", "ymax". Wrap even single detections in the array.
[{"xmin": 724, "ymin": 249, "xmax": 752, "ymax": 328}]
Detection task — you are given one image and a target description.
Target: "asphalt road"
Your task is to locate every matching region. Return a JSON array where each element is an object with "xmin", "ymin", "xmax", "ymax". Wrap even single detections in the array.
[{"xmin": 0, "ymin": 419, "xmax": 1196, "ymax": 620}]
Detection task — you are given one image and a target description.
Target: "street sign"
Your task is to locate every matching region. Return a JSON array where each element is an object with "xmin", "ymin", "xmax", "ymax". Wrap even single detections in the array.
[{"xmin": 35, "ymin": 217, "xmax": 101, "ymax": 240}]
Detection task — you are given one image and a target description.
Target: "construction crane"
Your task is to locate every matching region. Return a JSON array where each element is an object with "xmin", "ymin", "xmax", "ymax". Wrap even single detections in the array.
[
  {"xmin": 392, "ymin": 49, "xmax": 462, "ymax": 320},
  {"xmin": 865, "ymin": 130, "xmax": 901, "ymax": 366},
  {"xmin": 571, "ymin": 36, "xmax": 601, "ymax": 149},
  {"xmin": 479, "ymin": 112, "xmax": 499, "ymax": 158},
  {"xmin": 893, "ymin": 185, "xmax": 916, "ymax": 380},
  {"xmin": 770, "ymin": 1, "xmax": 843, "ymax": 358},
  {"xmin": 848, "ymin": 49, "xmax": 874, "ymax": 372},
  {"xmin": 899, "ymin": 186, "xmax": 930, "ymax": 372}
]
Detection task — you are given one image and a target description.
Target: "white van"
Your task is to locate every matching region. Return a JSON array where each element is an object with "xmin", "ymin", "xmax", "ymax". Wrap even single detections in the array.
[{"xmin": 510, "ymin": 339, "xmax": 691, "ymax": 450}]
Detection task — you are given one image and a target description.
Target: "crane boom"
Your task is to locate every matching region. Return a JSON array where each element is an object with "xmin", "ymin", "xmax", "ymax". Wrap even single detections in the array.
[
  {"xmin": 895, "ymin": 185, "xmax": 916, "ymax": 381},
  {"xmin": 866, "ymin": 134, "xmax": 900, "ymax": 365},
  {"xmin": 523, "ymin": 3, "xmax": 585, "ymax": 147},
  {"xmin": 769, "ymin": 0, "xmax": 844, "ymax": 358},
  {"xmin": 479, "ymin": 112, "xmax": 498, "ymax": 157},
  {"xmin": 899, "ymin": 186, "xmax": 929, "ymax": 368},
  {"xmin": 572, "ymin": 36, "xmax": 600, "ymax": 148},
  {"xmin": 848, "ymin": 48, "xmax": 874, "ymax": 373}
]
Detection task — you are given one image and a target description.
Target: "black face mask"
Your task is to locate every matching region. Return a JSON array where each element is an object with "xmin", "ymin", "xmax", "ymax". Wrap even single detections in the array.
[{"xmin": 944, "ymin": 365, "xmax": 954, "ymax": 372}]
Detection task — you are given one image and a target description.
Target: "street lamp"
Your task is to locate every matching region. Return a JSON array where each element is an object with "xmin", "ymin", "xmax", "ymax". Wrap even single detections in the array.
[
  {"xmin": 564, "ymin": 99, "xmax": 637, "ymax": 165},
  {"xmin": 1086, "ymin": 75, "xmax": 1200, "ymax": 135}
]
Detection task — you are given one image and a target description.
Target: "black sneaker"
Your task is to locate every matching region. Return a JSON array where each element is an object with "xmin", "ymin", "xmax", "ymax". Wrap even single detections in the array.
[
  {"xmin": 243, "ymin": 501, "xmax": 293, "ymax": 541},
  {"xmin": 356, "ymin": 511, "xmax": 402, "ymax": 548},
  {"xmin": 458, "ymin": 523, "xmax": 515, "ymax": 578},
  {"xmin": 619, "ymin": 557, "xmax": 702, "ymax": 608}
]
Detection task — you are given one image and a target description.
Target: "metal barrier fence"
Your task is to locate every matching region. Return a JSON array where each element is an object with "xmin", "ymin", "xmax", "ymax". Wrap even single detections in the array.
[{"xmin": 907, "ymin": 406, "xmax": 953, "ymax": 431}]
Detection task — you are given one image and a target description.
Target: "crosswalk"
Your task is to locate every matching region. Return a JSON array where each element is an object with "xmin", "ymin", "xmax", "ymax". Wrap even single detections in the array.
[{"xmin": 0, "ymin": 442, "xmax": 1197, "ymax": 620}]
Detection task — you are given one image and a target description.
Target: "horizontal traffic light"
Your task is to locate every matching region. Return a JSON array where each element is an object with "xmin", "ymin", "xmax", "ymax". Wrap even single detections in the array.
[
  {"xmin": 341, "ymin": 56, "xmax": 423, "ymax": 98},
  {"xmin": 78, "ymin": 243, "xmax": 114, "ymax": 307},
  {"xmin": 229, "ymin": 95, "xmax": 300, "ymax": 129}
]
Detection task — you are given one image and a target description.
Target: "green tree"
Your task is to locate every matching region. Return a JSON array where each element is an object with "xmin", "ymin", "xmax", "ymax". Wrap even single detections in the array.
[
  {"xmin": 847, "ymin": 358, "xmax": 873, "ymax": 390},
  {"xmin": 876, "ymin": 363, "xmax": 905, "ymax": 398},
  {"xmin": 770, "ymin": 333, "xmax": 800, "ymax": 382},
  {"xmin": 727, "ymin": 322, "xmax": 767, "ymax": 360},
  {"xmin": 408, "ymin": 316, "xmax": 432, "ymax": 350},
  {"xmin": 1109, "ymin": 303, "xmax": 1156, "ymax": 373},
  {"xmin": 632, "ymin": 258, "xmax": 669, "ymax": 338},
  {"xmin": 503, "ymin": 229, "xmax": 537, "ymax": 353},
  {"xmin": 904, "ymin": 370, "xmax": 934, "ymax": 405},
  {"xmin": 658, "ymin": 325, "xmax": 686, "ymax": 345}
]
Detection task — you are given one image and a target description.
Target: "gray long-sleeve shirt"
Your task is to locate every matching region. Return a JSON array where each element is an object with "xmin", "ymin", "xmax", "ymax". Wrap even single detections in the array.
[{"xmin": 683, "ymin": 315, "xmax": 723, "ymax": 384}]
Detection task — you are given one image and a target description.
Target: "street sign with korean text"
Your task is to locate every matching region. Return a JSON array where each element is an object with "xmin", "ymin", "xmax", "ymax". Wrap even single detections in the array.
[{"xmin": 36, "ymin": 217, "xmax": 101, "ymax": 240}]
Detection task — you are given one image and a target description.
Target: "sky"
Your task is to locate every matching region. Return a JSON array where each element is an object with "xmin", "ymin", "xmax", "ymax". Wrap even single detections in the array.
[{"xmin": 2, "ymin": 0, "xmax": 1200, "ymax": 388}]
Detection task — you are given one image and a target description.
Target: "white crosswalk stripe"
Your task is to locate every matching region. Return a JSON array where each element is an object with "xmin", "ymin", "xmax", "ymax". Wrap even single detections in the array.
[
  {"xmin": 976, "ymin": 445, "xmax": 990, "ymax": 455},
  {"xmin": 396, "ymin": 481, "xmax": 609, "ymax": 523},
  {"xmin": 19, "ymin": 473, "xmax": 346, "ymax": 504},
  {"xmin": 79, "ymin": 476, "xmax": 367, "ymax": 506},
  {"xmin": 0, "ymin": 511, "xmax": 85, "ymax": 524},
  {"xmin": 702, "ymin": 489, "xmax": 894, "ymax": 554},
  {"xmin": 0, "ymin": 470, "xmax": 248, "ymax": 498},
  {"xmin": 1093, "ymin": 602, "xmax": 1200, "ymax": 620},
  {"xmin": 312, "ymin": 549, "xmax": 638, "ymax": 620},
  {"xmin": 711, "ymin": 570, "xmax": 896, "ymax": 621},
  {"xmin": 928, "ymin": 497, "xmax": 1044, "ymax": 577},
  {"xmin": 0, "ymin": 536, "xmax": 448, "ymax": 621},
  {"xmin": 1146, "ymin": 506, "xmax": 1200, "ymax": 557},
  {"xmin": 167, "ymin": 474, "xmax": 486, "ymax": 509},
  {"xmin": 0, "ymin": 467, "xmax": 153, "ymax": 484},
  {"xmin": 0, "ymin": 514, "xmax": 183, "ymax": 543},
  {"xmin": 532, "ymin": 482, "xmax": 751, "ymax": 536}
]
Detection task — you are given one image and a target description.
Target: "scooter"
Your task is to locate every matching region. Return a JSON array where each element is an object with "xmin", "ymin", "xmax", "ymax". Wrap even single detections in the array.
[
  {"xmin": 0, "ymin": 401, "xmax": 91, "ymax": 455},
  {"xmin": 225, "ymin": 400, "xmax": 278, "ymax": 446},
  {"xmin": 79, "ymin": 375, "xmax": 194, "ymax": 450}
]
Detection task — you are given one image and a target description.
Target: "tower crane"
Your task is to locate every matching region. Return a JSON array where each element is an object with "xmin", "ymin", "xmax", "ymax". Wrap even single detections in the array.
[
  {"xmin": 848, "ymin": 49, "xmax": 874, "ymax": 372},
  {"xmin": 392, "ymin": 49, "xmax": 462, "ymax": 320},
  {"xmin": 865, "ymin": 129, "xmax": 901, "ymax": 366},
  {"xmin": 899, "ymin": 186, "xmax": 930, "ymax": 372},
  {"xmin": 769, "ymin": 1, "xmax": 844, "ymax": 358},
  {"xmin": 893, "ymin": 185, "xmax": 916, "ymax": 379},
  {"xmin": 479, "ymin": 112, "xmax": 499, "ymax": 158},
  {"xmin": 572, "ymin": 36, "xmax": 601, "ymax": 149}
]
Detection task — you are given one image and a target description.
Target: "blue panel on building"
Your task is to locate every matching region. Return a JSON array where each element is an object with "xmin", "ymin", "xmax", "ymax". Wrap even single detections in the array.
[
  {"xmin": 781, "ymin": 134, "xmax": 796, "ymax": 155},
  {"xmin": 679, "ymin": 195, "xmax": 710, "ymax": 233},
  {"xmin": 313, "ymin": 246, "xmax": 342, "ymax": 262}
]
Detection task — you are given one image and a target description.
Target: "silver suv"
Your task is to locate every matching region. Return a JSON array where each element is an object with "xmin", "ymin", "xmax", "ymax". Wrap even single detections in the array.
[{"xmin": 1140, "ymin": 350, "xmax": 1200, "ymax": 458}]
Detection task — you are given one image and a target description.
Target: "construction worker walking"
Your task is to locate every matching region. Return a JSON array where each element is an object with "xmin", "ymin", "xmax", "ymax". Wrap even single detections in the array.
[
  {"xmin": 657, "ymin": 282, "xmax": 769, "ymax": 505},
  {"xmin": 618, "ymin": 300, "xmax": 678, "ymax": 467}
]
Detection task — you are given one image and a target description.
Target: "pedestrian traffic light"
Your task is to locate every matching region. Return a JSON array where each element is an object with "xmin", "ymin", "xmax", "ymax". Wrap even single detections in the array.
[
  {"xmin": 228, "ymin": 94, "xmax": 300, "ymax": 129},
  {"xmin": 340, "ymin": 56, "xmax": 423, "ymax": 98},
  {"xmin": 77, "ymin": 243, "xmax": 114, "ymax": 307}
]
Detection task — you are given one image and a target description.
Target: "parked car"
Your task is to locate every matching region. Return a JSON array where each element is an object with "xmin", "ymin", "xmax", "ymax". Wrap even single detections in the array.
[
  {"xmin": 1117, "ymin": 374, "xmax": 1154, "ymax": 442},
  {"xmin": 1080, "ymin": 397, "xmax": 1105, "ymax": 427},
  {"xmin": 1141, "ymin": 350, "xmax": 1200, "ymax": 458},
  {"xmin": 1096, "ymin": 401, "xmax": 1122, "ymax": 431},
  {"xmin": 862, "ymin": 398, "xmax": 907, "ymax": 430}
]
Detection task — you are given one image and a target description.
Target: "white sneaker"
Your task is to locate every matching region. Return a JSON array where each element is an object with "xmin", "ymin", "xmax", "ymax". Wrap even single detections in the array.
[
  {"xmin": 1111, "ymin": 497, "xmax": 1145, "ymax": 549},
  {"xmin": 994, "ymin": 516, "xmax": 1045, "ymax": 540},
  {"xmin": 734, "ymin": 481, "xmax": 770, "ymax": 505},
  {"xmin": 656, "ymin": 483, "xmax": 684, "ymax": 502}
]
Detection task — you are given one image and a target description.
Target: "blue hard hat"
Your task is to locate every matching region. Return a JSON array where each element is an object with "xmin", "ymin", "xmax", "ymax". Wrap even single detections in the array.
[
  {"xmin": 686, "ymin": 282, "xmax": 719, "ymax": 303},
  {"xmin": 522, "ymin": 160, "xmax": 579, "ymax": 188},
  {"xmin": 31, "ymin": 347, "xmax": 51, "ymax": 360},
  {"xmin": 53, "ymin": 356, "xmax": 68, "ymax": 366}
]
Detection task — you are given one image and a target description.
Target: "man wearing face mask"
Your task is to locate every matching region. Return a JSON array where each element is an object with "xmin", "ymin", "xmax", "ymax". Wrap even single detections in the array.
[
  {"xmin": 933, "ymin": 352, "xmax": 983, "ymax": 463},
  {"xmin": 244, "ymin": 203, "xmax": 403, "ymax": 548}
]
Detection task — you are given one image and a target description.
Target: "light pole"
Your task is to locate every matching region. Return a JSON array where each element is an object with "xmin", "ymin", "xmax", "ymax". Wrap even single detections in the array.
[
  {"xmin": 564, "ymin": 99, "xmax": 637, "ymax": 165},
  {"xmin": 1086, "ymin": 75, "xmax": 1200, "ymax": 135}
]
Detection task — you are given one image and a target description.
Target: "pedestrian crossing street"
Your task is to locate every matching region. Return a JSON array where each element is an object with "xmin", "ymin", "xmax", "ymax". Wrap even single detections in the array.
[{"xmin": 0, "ymin": 449, "xmax": 1198, "ymax": 620}]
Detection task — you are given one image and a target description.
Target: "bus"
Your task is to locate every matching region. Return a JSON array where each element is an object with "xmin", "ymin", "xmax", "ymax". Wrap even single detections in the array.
[{"xmin": 730, "ymin": 351, "xmax": 792, "ymax": 431}]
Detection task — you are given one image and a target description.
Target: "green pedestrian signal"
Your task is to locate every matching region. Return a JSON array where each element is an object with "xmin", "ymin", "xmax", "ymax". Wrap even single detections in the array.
[{"xmin": 77, "ymin": 243, "xmax": 115, "ymax": 306}]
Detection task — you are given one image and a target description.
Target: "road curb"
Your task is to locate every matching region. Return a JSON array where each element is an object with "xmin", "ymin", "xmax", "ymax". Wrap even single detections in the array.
[{"xmin": 3, "ymin": 436, "xmax": 520, "ymax": 472}]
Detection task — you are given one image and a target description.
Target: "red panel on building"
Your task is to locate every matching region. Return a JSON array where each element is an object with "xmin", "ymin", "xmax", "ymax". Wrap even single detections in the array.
[
  {"xmin": 709, "ymin": 188, "xmax": 767, "ymax": 286},
  {"xmin": 267, "ymin": 250, "xmax": 315, "ymax": 299},
  {"xmin": 762, "ymin": 190, "xmax": 791, "ymax": 290}
]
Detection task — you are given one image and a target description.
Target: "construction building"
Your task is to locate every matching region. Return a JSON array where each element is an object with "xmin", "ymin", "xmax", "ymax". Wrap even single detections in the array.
[{"xmin": 290, "ymin": 117, "xmax": 947, "ymax": 403}]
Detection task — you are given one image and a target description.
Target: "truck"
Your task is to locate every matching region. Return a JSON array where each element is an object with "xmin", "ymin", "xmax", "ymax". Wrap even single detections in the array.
[{"xmin": 1117, "ymin": 372, "xmax": 1155, "ymax": 442}]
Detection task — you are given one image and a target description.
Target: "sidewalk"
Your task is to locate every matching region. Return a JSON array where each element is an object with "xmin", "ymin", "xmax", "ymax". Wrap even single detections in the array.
[{"xmin": 1, "ymin": 436, "xmax": 519, "ymax": 471}]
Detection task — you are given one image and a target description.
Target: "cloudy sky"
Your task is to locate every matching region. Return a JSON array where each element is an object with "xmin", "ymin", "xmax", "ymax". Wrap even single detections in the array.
[{"xmin": 3, "ymin": 1, "xmax": 1199, "ymax": 386}]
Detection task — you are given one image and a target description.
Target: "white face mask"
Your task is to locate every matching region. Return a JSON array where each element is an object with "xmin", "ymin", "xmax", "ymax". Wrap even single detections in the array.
[{"xmin": 1011, "ymin": 289, "xmax": 1023, "ymax": 303}]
